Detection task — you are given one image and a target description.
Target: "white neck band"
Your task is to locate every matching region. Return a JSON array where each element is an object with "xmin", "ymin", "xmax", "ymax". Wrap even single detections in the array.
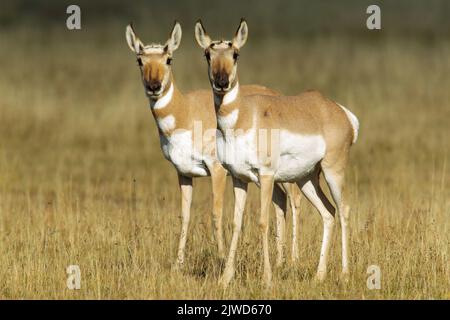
[
  {"xmin": 215, "ymin": 82, "xmax": 239, "ymax": 106},
  {"xmin": 150, "ymin": 83, "xmax": 174, "ymax": 110}
]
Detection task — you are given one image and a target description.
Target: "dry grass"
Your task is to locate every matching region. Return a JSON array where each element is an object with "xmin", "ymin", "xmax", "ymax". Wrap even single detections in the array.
[{"xmin": 0, "ymin": 16, "xmax": 449, "ymax": 299}]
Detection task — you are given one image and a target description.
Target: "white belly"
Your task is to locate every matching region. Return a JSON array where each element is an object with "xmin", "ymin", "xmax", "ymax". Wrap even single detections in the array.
[
  {"xmin": 160, "ymin": 130, "xmax": 209, "ymax": 177},
  {"xmin": 217, "ymin": 129, "xmax": 326, "ymax": 183},
  {"xmin": 274, "ymin": 131, "xmax": 326, "ymax": 182}
]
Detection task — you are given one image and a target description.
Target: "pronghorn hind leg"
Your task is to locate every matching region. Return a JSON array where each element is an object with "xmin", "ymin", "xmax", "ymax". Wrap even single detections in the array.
[
  {"xmin": 297, "ymin": 170, "xmax": 335, "ymax": 282},
  {"xmin": 218, "ymin": 177, "xmax": 247, "ymax": 288},
  {"xmin": 260, "ymin": 174, "xmax": 275, "ymax": 288},
  {"xmin": 173, "ymin": 174, "xmax": 193, "ymax": 270},
  {"xmin": 322, "ymin": 165, "xmax": 350, "ymax": 279},
  {"xmin": 273, "ymin": 183, "xmax": 287, "ymax": 268},
  {"xmin": 209, "ymin": 162, "xmax": 227, "ymax": 259}
]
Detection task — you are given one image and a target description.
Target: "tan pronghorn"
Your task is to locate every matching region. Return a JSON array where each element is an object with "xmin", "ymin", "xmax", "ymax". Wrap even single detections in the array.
[
  {"xmin": 195, "ymin": 19, "xmax": 359, "ymax": 287},
  {"xmin": 125, "ymin": 22, "xmax": 300, "ymax": 268}
]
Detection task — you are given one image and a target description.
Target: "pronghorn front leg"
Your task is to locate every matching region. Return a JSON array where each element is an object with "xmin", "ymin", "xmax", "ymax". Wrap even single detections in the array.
[
  {"xmin": 260, "ymin": 174, "xmax": 275, "ymax": 288},
  {"xmin": 219, "ymin": 177, "xmax": 247, "ymax": 288},
  {"xmin": 174, "ymin": 174, "xmax": 193, "ymax": 269},
  {"xmin": 288, "ymin": 184, "xmax": 302, "ymax": 263},
  {"xmin": 209, "ymin": 161, "xmax": 227, "ymax": 259},
  {"xmin": 298, "ymin": 171, "xmax": 336, "ymax": 281}
]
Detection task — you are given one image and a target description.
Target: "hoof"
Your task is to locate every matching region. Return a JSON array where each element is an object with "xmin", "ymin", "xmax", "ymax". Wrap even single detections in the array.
[
  {"xmin": 275, "ymin": 258, "xmax": 284, "ymax": 269},
  {"xmin": 171, "ymin": 260, "xmax": 184, "ymax": 272},
  {"xmin": 314, "ymin": 270, "xmax": 326, "ymax": 282},
  {"xmin": 340, "ymin": 270, "xmax": 350, "ymax": 283},
  {"xmin": 217, "ymin": 245, "xmax": 226, "ymax": 260},
  {"xmin": 217, "ymin": 251, "xmax": 226, "ymax": 262},
  {"xmin": 263, "ymin": 272, "xmax": 273, "ymax": 290},
  {"xmin": 218, "ymin": 269, "xmax": 234, "ymax": 289}
]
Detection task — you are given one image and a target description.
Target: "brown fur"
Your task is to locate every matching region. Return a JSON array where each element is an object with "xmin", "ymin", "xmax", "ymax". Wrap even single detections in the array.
[
  {"xmin": 151, "ymin": 80, "xmax": 280, "ymax": 156},
  {"xmin": 143, "ymin": 60, "xmax": 166, "ymax": 84},
  {"xmin": 218, "ymin": 90, "xmax": 354, "ymax": 165}
]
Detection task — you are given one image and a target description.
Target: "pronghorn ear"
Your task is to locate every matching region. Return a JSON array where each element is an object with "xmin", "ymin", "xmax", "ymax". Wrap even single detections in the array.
[
  {"xmin": 195, "ymin": 20, "xmax": 211, "ymax": 49},
  {"xmin": 232, "ymin": 18, "xmax": 248, "ymax": 49},
  {"xmin": 126, "ymin": 24, "xmax": 144, "ymax": 54},
  {"xmin": 165, "ymin": 21, "xmax": 182, "ymax": 54}
]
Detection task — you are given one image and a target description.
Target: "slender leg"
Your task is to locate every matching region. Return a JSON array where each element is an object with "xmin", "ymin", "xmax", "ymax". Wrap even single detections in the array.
[
  {"xmin": 209, "ymin": 162, "xmax": 227, "ymax": 259},
  {"xmin": 218, "ymin": 177, "xmax": 247, "ymax": 288},
  {"xmin": 273, "ymin": 184, "xmax": 287, "ymax": 267},
  {"xmin": 174, "ymin": 174, "xmax": 193, "ymax": 268},
  {"xmin": 289, "ymin": 184, "xmax": 302, "ymax": 263},
  {"xmin": 322, "ymin": 168, "xmax": 350, "ymax": 278},
  {"xmin": 298, "ymin": 173, "xmax": 335, "ymax": 281},
  {"xmin": 260, "ymin": 174, "xmax": 275, "ymax": 288}
]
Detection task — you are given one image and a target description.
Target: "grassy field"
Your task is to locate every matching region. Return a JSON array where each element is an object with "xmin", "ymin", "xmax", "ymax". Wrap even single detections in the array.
[{"xmin": 0, "ymin": 1, "xmax": 449, "ymax": 299}]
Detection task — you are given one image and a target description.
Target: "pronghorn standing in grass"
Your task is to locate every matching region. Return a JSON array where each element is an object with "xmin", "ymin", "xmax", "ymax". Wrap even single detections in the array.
[
  {"xmin": 195, "ymin": 19, "xmax": 359, "ymax": 287},
  {"xmin": 125, "ymin": 22, "xmax": 300, "ymax": 268}
]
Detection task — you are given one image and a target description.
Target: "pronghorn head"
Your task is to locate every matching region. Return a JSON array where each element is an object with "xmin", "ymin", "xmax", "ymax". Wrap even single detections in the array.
[
  {"xmin": 125, "ymin": 22, "xmax": 182, "ymax": 99},
  {"xmin": 195, "ymin": 19, "xmax": 248, "ymax": 94}
]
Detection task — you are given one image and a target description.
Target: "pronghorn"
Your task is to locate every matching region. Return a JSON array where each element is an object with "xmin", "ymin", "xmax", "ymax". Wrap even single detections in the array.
[
  {"xmin": 125, "ymin": 22, "xmax": 300, "ymax": 268},
  {"xmin": 195, "ymin": 19, "xmax": 359, "ymax": 287}
]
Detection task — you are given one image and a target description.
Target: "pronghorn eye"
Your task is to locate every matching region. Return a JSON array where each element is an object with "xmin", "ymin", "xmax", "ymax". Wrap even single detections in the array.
[
  {"xmin": 137, "ymin": 58, "xmax": 143, "ymax": 67},
  {"xmin": 233, "ymin": 51, "xmax": 239, "ymax": 61},
  {"xmin": 204, "ymin": 51, "xmax": 210, "ymax": 61},
  {"xmin": 166, "ymin": 57, "xmax": 172, "ymax": 65}
]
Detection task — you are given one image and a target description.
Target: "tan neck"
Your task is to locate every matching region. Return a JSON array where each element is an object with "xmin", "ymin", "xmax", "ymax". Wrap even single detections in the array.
[{"xmin": 148, "ymin": 76, "xmax": 186, "ymax": 135}]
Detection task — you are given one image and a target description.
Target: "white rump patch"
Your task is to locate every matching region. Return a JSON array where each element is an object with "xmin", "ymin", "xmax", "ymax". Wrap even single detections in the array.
[
  {"xmin": 151, "ymin": 83, "xmax": 174, "ymax": 110},
  {"xmin": 337, "ymin": 103, "xmax": 359, "ymax": 144}
]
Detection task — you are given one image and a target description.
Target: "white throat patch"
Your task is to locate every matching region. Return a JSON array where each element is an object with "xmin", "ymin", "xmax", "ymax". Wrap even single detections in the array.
[
  {"xmin": 222, "ymin": 83, "xmax": 239, "ymax": 105},
  {"xmin": 151, "ymin": 83, "xmax": 174, "ymax": 110},
  {"xmin": 218, "ymin": 109, "xmax": 239, "ymax": 130},
  {"xmin": 157, "ymin": 114, "xmax": 175, "ymax": 133}
]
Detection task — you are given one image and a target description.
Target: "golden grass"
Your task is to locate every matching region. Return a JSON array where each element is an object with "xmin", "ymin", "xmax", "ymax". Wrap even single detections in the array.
[{"xmin": 0, "ymin": 24, "xmax": 448, "ymax": 299}]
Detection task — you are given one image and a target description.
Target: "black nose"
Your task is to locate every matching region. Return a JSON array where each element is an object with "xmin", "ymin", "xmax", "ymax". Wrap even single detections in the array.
[
  {"xmin": 147, "ymin": 81, "xmax": 161, "ymax": 92},
  {"xmin": 214, "ymin": 73, "xmax": 229, "ymax": 89}
]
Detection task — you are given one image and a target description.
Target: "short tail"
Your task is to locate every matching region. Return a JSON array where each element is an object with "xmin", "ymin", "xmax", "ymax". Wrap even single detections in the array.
[{"xmin": 337, "ymin": 103, "xmax": 359, "ymax": 144}]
